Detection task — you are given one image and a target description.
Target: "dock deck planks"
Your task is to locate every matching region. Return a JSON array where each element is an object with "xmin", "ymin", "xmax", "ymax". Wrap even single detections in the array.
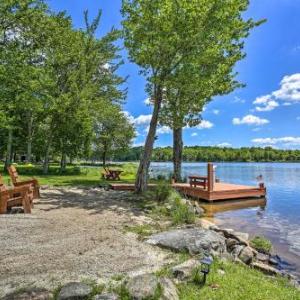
[{"xmin": 109, "ymin": 181, "xmax": 266, "ymax": 202}]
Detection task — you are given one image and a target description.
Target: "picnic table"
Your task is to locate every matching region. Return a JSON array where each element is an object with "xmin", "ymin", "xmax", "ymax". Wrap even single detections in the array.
[
  {"xmin": 188, "ymin": 175, "xmax": 208, "ymax": 189},
  {"xmin": 102, "ymin": 168, "xmax": 123, "ymax": 181}
]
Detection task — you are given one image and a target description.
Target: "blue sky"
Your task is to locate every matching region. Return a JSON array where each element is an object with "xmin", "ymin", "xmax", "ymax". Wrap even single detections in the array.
[{"xmin": 49, "ymin": 0, "xmax": 300, "ymax": 149}]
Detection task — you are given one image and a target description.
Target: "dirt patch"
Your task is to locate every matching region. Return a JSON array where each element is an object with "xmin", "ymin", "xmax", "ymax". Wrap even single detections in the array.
[{"xmin": 0, "ymin": 188, "xmax": 170, "ymax": 297}]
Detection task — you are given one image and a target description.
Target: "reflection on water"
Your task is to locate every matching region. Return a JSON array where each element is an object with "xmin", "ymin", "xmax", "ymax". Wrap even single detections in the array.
[
  {"xmin": 200, "ymin": 198, "xmax": 267, "ymax": 217},
  {"xmin": 150, "ymin": 162, "xmax": 300, "ymax": 277}
]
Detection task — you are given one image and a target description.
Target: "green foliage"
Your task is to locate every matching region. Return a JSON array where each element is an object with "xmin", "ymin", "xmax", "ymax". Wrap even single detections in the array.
[
  {"xmin": 124, "ymin": 224, "xmax": 156, "ymax": 239},
  {"xmin": 170, "ymin": 197, "xmax": 195, "ymax": 225},
  {"xmin": 250, "ymin": 236, "xmax": 272, "ymax": 254},
  {"xmin": 153, "ymin": 182, "xmax": 172, "ymax": 203},
  {"xmin": 178, "ymin": 259, "xmax": 300, "ymax": 300},
  {"xmin": 191, "ymin": 266, "xmax": 203, "ymax": 285},
  {"xmin": 115, "ymin": 146, "xmax": 300, "ymax": 162},
  {"xmin": 0, "ymin": 0, "xmax": 130, "ymax": 173}
]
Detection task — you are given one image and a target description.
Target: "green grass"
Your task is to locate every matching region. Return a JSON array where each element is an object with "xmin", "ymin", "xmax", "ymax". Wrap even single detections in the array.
[
  {"xmin": 124, "ymin": 224, "xmax": 158, "ymax": 240},
  {"xmin": 178, "ymin": 259, "xmax": 300, "ymax": 300},
  {"xmin": 170, "ymin": 197, "xmax": 195, "ymax": 225},
  {"xmin": 250, "ymin": 236, "xmax": 273, "ymax": 254},
  {"xmin": 0, "ymin": 163, "xmax": 137, "ymax": 187}
]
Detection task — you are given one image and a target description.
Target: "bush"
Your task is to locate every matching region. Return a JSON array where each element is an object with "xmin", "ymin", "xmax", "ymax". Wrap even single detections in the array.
[
  {"xmin": 154, "ymin": 182, "xmax": 172, "ymax": 202},
  {"xmin": 171, "ymin": 197, "xmax": 195, "ymax": 225},
  {"xmin": 250, "ymin": 236, "xmax": 272, "ymax": 254}
]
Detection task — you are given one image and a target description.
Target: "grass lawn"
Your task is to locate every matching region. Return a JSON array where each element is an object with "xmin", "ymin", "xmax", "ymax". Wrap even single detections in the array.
[
  {"xmin": 178, "ymin": 259, "xmax": 300, "ymax": 300},
  {"xmin": 0, "ymin": 162, "xmax": 138, "ymax": 187}
]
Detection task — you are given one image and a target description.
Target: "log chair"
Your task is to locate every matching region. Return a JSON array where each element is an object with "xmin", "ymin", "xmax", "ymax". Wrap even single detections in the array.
[
  {"xmin": 7, "ymin": 165, "xmax": 40, "ymax": 199},
  {"xmin": 0, "ymin": 174, "xmax": 34, "ymax": 214}
]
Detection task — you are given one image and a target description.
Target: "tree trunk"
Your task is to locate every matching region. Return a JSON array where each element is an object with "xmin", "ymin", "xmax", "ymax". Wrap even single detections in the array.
[
  {"xmin": 60, "ymin": 152, "xmax": 67, "ymax": 173},
  {"xmin": 102, "ymin": 142, "xmax": 107, "ymax": 167},
  {"xmin": 4, "ymin": 128, "xmax": 13, "ymax": 170},
  {"xmin": 135, "ymin": 86, "xmax": 163, "ymax": 193},
  {"xmin": 173, "ymin": 127, "xmax": 183, "ymax": 182},
  {"xmin": 43, "ymin": 135, "xmax": 52, "ymax": 175},
  {"xmin": 27, "ymin": 112, "xmax": 33, "ymax": 163}
]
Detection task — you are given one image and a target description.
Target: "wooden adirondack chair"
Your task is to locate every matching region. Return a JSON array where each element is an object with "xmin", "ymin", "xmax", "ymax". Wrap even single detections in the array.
[
  {"xmin": 0, "ymin": 174, "xmax": 34, "ymax": 214},
  {"xmin": 7, "ymin": 165, "xmax": 40, "ymax": 199}
]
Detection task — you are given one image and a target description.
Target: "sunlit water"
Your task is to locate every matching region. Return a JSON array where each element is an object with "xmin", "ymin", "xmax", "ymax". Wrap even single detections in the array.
[{"xmin": 150, "ymin": 162, "xmax": 300, "ymax": 277}]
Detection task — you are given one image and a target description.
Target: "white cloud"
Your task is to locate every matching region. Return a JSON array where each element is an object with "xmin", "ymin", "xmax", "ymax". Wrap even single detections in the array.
[
  {"xmin": 212, "ymin": 109, "xmax": 220, "ymax": 115},
  {"xmin": 123, "ymin": 111, "xmax": 135, "ymax": 124},
  {"xmin": 252, "ymin": 136, "xmax": 300, "ymax": 146},
  {"xmin": 254, "ymin": 96, "xmax": 279, "ymax": 111},
  {"xmin": 253, "ymin": 73, "xmax": 300, "ymax": 111},
  {"xmin": 144, "ymin": 98, "xmax": 152, "ymax": 106},
  {"xmin": 103, "ymin": 63, "xmax": 110, "ymax": 70},
  {"xmin": 133, "ymin": 114, "xmax": 152, "ymax": 125},
  {"xmin": 232, "ymin": 114, "xmax": 269, "ymax": 126},
  {"xmin": 216, "ymin": 142, "xmax": 232, "ymax": 148},
  {"xmin": 191, "ymin": 133, "xmax": 198, "ymax": 137},
  {"xmin": 196, "ymin": 120, "xmax": 214, "ymax": 129},
  {"xmin": 133, "ymin": 142, "xmax": 145, "ymax": 147},
  {"xmin": 157, "ymin": 126, "xmax": 172, "ymax": 134}
]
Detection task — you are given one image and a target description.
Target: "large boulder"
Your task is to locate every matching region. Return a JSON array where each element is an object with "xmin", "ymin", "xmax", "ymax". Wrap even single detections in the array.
[
  {"xmin": 126, "ymin": 274, "xmax": 178, "ymax": 300},
  {"xmin": 58, "ymin": 282, "xmax": 92, "ymax": 300},
  {"xmin": 238, "ymin": 246, "xmax": 254, "ymax": 265},
  {"xmin": 251, "ymin": 262, "xmax": 281, "ymax": 276},
  {"xmin": 171, "ymin": 259, "xmax": 201, "ymax": 281},
  {"xmin": 127, "ymin": 274, "xmax": 158, "ymax": 300},
  {"xmin": 147, "ymin": 228, "xmax": 226, "ymax": 256}
]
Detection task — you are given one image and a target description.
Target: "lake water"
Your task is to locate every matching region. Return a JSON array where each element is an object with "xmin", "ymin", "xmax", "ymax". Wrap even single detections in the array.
[{"xmin": 149, "ymin": 162, "xmax": 300, "ymax": 277}]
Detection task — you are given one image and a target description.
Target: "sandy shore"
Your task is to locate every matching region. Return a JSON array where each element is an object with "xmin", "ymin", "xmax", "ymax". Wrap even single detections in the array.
[{"xmin": 0, "ymin": 188, "xmax": 170, "ymax": 297}]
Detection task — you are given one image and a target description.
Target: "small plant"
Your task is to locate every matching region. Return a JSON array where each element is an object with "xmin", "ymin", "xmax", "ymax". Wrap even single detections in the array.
[
  {"xmin": 154, "ymin": 182, "xmax": 172, "ymax": 203},
  {"xmin": 124, "ymin": 224, "xmax": 156, "ymax": 239},
  {"xmin": 191, "ymin": 266, "xmax": 203, "ymax": 285},
  {"xmin": 250, "ymin": 236, "xmax": 272, "ymax": 254},
  {"xmin": 170, "ymin": 197, "xmax": 195, "ymax": 225}
]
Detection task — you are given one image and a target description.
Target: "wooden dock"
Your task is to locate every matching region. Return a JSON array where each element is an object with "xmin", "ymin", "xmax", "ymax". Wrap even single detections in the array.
[
  {"xmin": 173, "ymin": 182, "xmax": 266, "ymax": 202},
  {"xmin": 110, "ymin": 163, "xmax": 267, "ymax": 202}
]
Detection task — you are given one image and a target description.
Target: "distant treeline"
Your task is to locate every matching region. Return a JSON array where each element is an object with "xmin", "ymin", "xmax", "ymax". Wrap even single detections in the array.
[{"xmin": 115, "ymin": 146, "xmax": 300, "ymax": 162}]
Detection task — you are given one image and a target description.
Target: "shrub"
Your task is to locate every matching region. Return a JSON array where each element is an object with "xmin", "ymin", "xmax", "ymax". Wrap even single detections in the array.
[
  {"xmin": 250, "ymin": 236, "xmax": 272, "ymax": 253},
  {"xmin": 171, "ymin": 197, "xmax": 195, "ymax": 225},
  {"xmin": 154, "ymin": 182, "xmax": 172, "ymax": 203}
]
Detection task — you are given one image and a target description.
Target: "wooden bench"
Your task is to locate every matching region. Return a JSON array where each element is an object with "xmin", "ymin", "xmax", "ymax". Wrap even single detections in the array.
[
  {"xmin": 7, "ymin": 165, "xmax": 40, "ymax": 199},
  {"xmin": 0, "ymin": 174, "xmax": 34, "ymax": 214},
  {"xmin": 188, "ymin": 175, "xmax": 208, "ymax": 189}
]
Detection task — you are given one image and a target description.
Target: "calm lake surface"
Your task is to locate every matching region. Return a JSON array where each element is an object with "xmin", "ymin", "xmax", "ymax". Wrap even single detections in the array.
[{"xmin": 149, "ymin": 162, "xmax": 300, "ymax": 277}]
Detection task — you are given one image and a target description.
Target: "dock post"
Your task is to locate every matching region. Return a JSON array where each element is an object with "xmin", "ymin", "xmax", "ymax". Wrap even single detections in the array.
[{"xmin": 207, "ymin": 163, "xmax": 214, "ymax": 192}]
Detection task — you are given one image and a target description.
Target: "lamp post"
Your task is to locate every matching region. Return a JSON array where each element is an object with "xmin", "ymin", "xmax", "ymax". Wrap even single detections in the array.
[{"xmin": 200, "ymin": 256, "xmax": 213, "ymax": 284}]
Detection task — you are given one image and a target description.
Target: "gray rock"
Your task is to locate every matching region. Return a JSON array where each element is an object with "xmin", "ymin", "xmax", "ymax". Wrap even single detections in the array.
[
  {"xmin": 126, "ymin": 274, "xmax": 179, "ymax": 300},
  {"xmin": 58, "ymin": 282, "xmax": 92, "ymax": 300},
  {"xmin": 147, "ymin": 228, "xmax": 226, "ymax": 256},
  {"xmin": 159, "ymin": 277, "xmax": 179, "ymax": 300},
  {"xmin": 239, "ymin": 246, "xmax": 254, "ymax": 265},
  {"xmin": 251, "ymin": 262, "xmax": 281, "ymax": 276},
  {"xmin": 217, "ymin": 269, "xmax": 226, "ymax": 276},
  {"xmin": 171, "ymin": 259, "xmax": 201, "ymax": 280},
  {"xmin": 214, "ymin": 228, "xmax": 249, "ymax": 246},
  {"xmin": 194, "ymin": 206, "xmax": 205, "ymax": 216},
  {"xmin": 94, "ymin": 293, "xmax": 119, "ymax": 300},
  {"xmin": 127, "ymin": 274, "xmax": 159, "ymax": 300},
  {"xmin": 234, "ymin": 232, "xmax": 249, "ymax": 241},
  {"xmin": 269, "ymin": 256, "xmax": 279, "ymax": 266},
  {"xmin": 3, "ymin": 288, "xmax": 52, "ymax": 300},
  {"xmin": 226, "ymin": 238, "xmax": 239, "ymax": 250},
  {"xmin": 231, "ymin": 245, "xmax": 244, "ymax": 258},
  {"xmin": 256, "ymin": 253, "xmax": 270, "ymax": 263}
]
